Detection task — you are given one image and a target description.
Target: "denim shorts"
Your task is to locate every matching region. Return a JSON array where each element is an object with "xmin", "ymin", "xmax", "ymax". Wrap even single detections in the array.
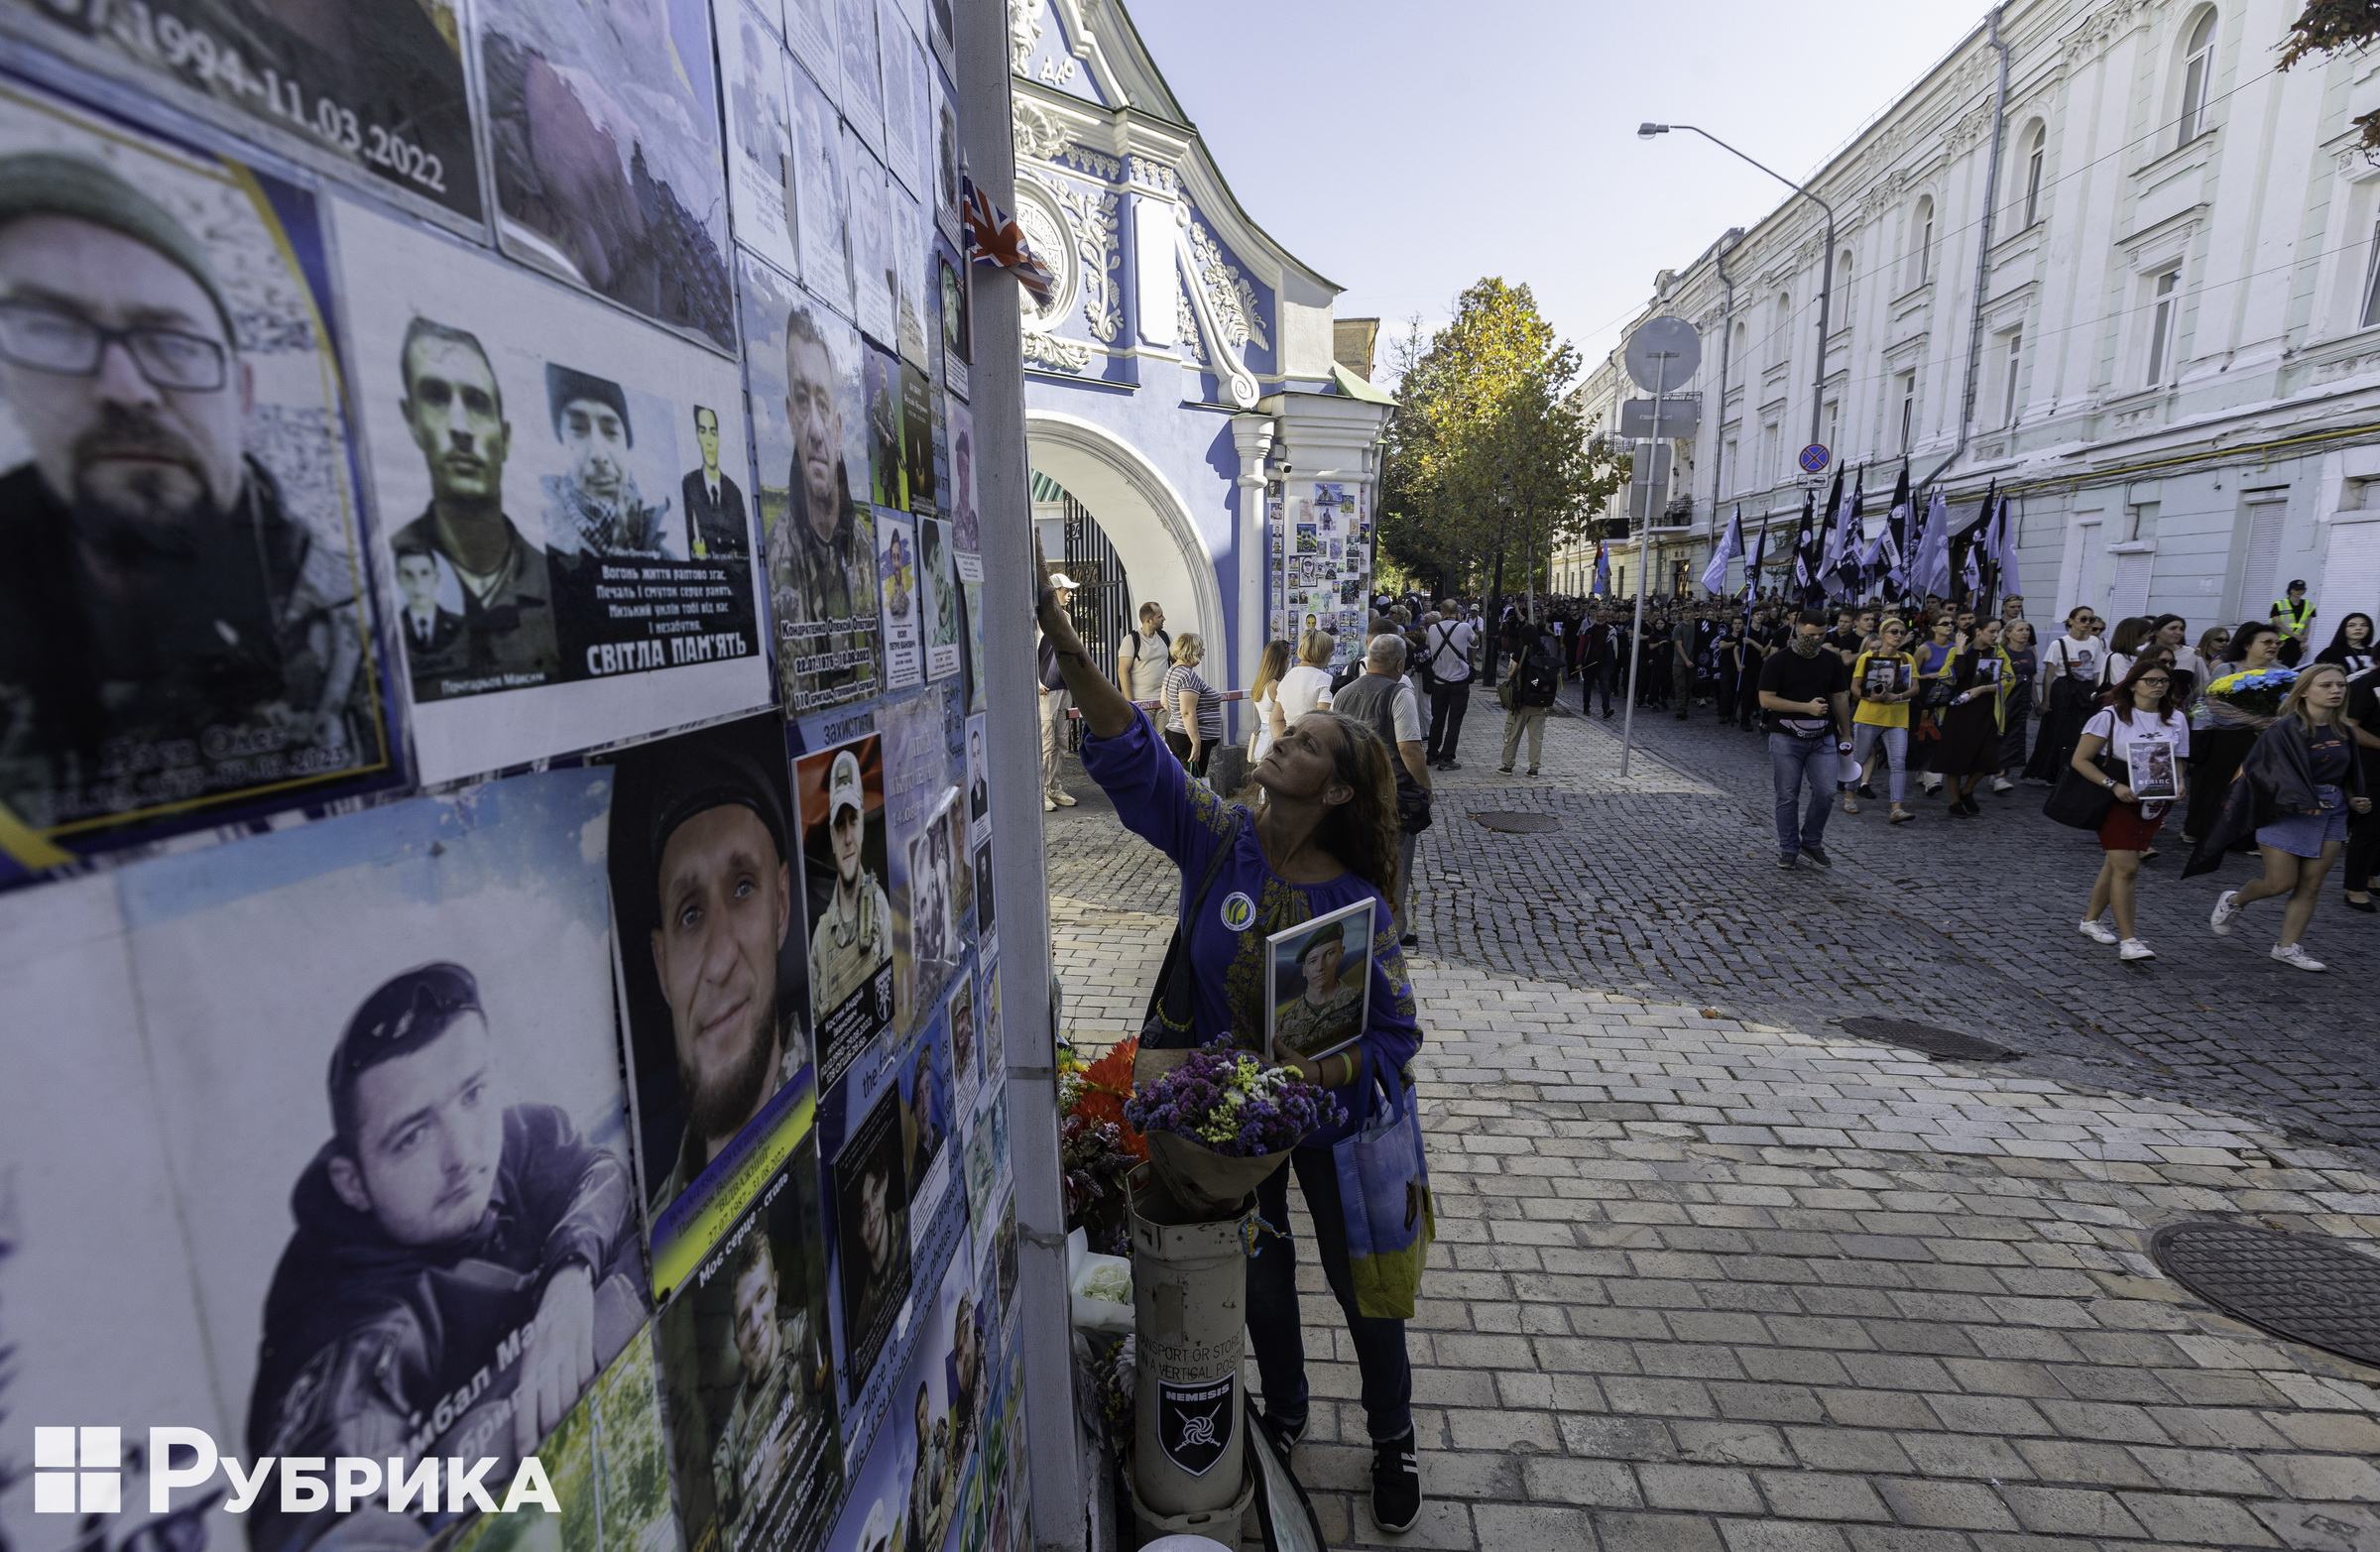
[{"xmin": 2256, "ymin": 787, "xmax": 2350, "ymax": 858}]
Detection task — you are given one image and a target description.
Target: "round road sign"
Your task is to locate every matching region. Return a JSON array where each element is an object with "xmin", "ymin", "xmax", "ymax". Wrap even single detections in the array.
[
  {"xmin": 1622, "ymin": 315, "xmax": 1702, "ymax": 394},
  {"xmin": 1799, "ymin": 443, "xmax": 1831, "ymax": 475}
]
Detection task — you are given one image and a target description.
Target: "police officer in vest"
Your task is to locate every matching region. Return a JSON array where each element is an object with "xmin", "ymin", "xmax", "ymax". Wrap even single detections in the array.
[{"xmin": 2272, "ymin": 579, "xmax": 2316, "ymax": 667}]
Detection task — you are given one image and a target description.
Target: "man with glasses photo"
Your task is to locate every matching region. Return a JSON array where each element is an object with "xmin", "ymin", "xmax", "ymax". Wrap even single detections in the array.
[{"xmin": 0, "ymin": 152, "xmax": 368, "ymax": 829}]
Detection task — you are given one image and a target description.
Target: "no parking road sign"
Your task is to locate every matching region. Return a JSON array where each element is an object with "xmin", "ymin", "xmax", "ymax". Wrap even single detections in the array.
[{"xmin": 1799, "ymin": 443, "xmax": 1831, "ymax": 475}]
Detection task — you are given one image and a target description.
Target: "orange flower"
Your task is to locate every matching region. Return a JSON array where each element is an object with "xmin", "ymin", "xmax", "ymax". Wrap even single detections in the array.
[{"xmin": 1072, "ymin": 1037, "xmax": 1147, "ymax": 1159}]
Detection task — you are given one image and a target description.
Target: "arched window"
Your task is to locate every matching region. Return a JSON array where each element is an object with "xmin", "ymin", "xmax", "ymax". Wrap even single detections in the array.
[
  {"xmin": 1772, "ymin": 292, "xmax": 1792, "ymax": 364},
  {"xmin": 2020, "ymin": 122, "xmax": 2047, "ymax": 227},
  {"xmin": 1907, "ymin": 195, "xmax": 1935, "ymax": 290},
  {"xmin": 2178, "ymin": 9, "xmax": 2216, "ymax": 146}
]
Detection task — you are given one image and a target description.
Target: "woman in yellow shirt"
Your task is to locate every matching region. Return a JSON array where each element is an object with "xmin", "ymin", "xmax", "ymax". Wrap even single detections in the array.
[{"xmin": 1847, "ymin": 618, "xmax": 1919, "ymax": 824}]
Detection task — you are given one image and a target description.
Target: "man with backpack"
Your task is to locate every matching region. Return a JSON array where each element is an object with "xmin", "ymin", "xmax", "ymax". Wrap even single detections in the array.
[
  {"xmin": 1421, "ymin": 599, "xmax": 1477, "ymax": 771},
  {"xmin": 1498, "ymin": 621, "xmax": 1562, "ymax": 776}
]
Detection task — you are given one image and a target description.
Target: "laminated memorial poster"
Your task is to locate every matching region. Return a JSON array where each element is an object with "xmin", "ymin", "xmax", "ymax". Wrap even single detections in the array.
[
  {"xmin": 655, "ymin": 1138, "xmax": 845, "ymax": 1552},
  {"xmin": 477, "ymin": 0, "xmax": 735, "ymax": 351},
  {"xmin": 1264, "ymin": 897, "xmax": 1371, "ymax": 1066},
  {"xmin": 846, "ymin": 131, "xmax": 895, "ymax": 349},
  {"xmin": 834, "ymin": 0, "xmax": 882, "ymax": 154},
  {"xmin": 789, "ymin": 54, "xmax": 854, "ymax": 317},
  {"xmin": 786, "ymin": 0, "xmax": 840, "ymax": 95},
  {"xmin": 920, "ymin": 515, "xmax": 961, "ymax": 681},
  {"xmin": 748, "ymin": 256, "xmax": 883, "ymax": 717},
  {"xmin": 718, "ymin": 0, "xmax": 800, "ymax": 281},
  {"xmin": 818, "ymin": 1237, "xmax": 983, "ymax": 1552},
  {"xmin": 0, "ymin": 0, "xmax": 481, "ymax": 222},
  {"xmin": 0, "ymin": 75, "xmax": 400, "ymax": 874},
  {"xmin": 795, "ymin": 733, "xmax": 894, "ymax": 1087},
  {"xmin": 334, "ymin": 199, "xmax": 770, "ymax": 783},
  {"xmin": 2, "ymin": 773, "xmax": 650, "ymax": 1552},
  {"xmin": 602, "ymin": 712, "xmax": 818, "ymax": 1296},
  {"xmin": 877, "ymin": 506, "xmax": 922, "ymax": 688}
]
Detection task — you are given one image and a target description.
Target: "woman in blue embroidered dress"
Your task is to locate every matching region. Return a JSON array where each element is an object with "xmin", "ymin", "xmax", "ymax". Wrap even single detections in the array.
[{"xmin": 1033, "ymin": 563, "xmax": 1427, "ymax": 1530}]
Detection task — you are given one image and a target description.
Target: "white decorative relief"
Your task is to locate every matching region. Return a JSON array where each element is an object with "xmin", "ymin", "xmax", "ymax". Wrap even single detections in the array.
[
  {"xmin": 1023, "ymin": 329, "xmax": 1094, "ymax": 371},
  {"xmin": 1009, "ymin": 0, "xmax": 1042, "ymax": 72},
  {"xmin": 1012, "ymin": 99, "xmax": 1071, "ymax": 162},
  {"xmin": 1175, "ymin": 281, "xmax": 1206, "ymax": 366},
  {"xmin": 1186, "ymin": 219, "xmax": 1268, "ymax": 353},
  {"xmin": 1058, "ymin": 185, "xmax": 1122, "ymax": 342}
]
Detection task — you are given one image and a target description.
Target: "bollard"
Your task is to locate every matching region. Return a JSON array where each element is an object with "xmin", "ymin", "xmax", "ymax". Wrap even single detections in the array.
[{"xmin": 1126, "ymin": 1170, "xmax": 1256, "ymax": 1538}]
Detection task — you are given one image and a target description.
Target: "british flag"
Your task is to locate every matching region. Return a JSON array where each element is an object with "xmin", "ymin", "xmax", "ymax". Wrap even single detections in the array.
[{"xmin": 961, "ymin": 177, "xmax": 1056, "ymax": 303}]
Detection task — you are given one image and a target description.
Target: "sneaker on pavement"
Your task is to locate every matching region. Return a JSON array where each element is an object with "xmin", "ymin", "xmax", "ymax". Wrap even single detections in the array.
[
  {"xmin": 1802, "ymin": 845, "xmax": 1834, "ymax": 869},
  {"xmin": 2118, "ymin": 938, "xmax": 2157, "ymax": 962},
  {"xmin": 2209, "ymin": 889, "xmax": 2243, "ymax": 935},
  {"xmin": 1042, "ymin": 796, "xmax": 1057, "ymax": 812},
  {"xmin": 1775, "ymin": 852, "xmax": 1798, "ymax": 870},
  {"xmin": 1991, "ymin": 776, "xmax": 2014, "ymax": 793},
  {"xmin": 1053, "ymin": 791, "xmax": 1078, "ymax": 806},
  {"xmin": 1370, "ymin": 1434, "xmax": 1422, "ymax": 1533},
  {"xmin": 1526, "ymin": 767, "xmax": 1538, "ymax": 776},
  {"xmin": 1259, "ymin": 1407, "xmax": 1307, "ymax": 1452},
  {"xmin": 2271, "ymin": 943, "xmax": 2327, "ymax": 972},
  {"xmin": 1496, "ymin": 766, "xmax": 1513, "ymax": 775},
  {"xmin": 2078, "ymin": 918, "xmax": 2119, "ymax": 945},
  {"xmin": 1442, "ymin": 761, "xmax": 1463, "ymax": 771}
]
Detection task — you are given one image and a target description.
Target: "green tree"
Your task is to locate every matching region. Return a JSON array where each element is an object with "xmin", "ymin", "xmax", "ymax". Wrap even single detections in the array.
[
  {"xmin": 1377, "ymin": 281, "xmax": 1626, "ymax": 608},
  {"xmin": 2281, "ymin": 1, "xmax": 2380, "ymax": 148}
]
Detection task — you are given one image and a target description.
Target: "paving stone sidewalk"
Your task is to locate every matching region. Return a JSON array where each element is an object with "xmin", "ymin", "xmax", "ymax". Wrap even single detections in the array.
[{"xmin": 1041, "ymin": 699, "xmax": 2380, "ymax": 1552}]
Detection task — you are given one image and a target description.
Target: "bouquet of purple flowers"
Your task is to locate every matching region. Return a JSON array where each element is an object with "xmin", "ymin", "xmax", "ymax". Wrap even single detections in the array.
[{"xmin": 1126, "ymin": 1039, "xmax": 1345, "ymax": 1217}]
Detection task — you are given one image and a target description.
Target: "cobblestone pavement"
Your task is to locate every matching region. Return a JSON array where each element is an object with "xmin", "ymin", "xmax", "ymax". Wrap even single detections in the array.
[{"xmin": 1041, "ymin": 695, "xmax": 2380, "ymax": 1552}]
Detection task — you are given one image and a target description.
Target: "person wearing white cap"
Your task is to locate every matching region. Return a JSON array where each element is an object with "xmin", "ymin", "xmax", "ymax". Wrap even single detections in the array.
[
  {"xmin": 1036, "ymin": 569, "xmax": 1081, "ymax": 810},
  {"xmin": 809, "ymin": 747, "xmax": 892, "ymax": 1017}
]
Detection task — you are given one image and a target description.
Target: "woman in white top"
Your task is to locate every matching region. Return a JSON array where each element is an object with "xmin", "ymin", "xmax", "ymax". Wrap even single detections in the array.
[
  {"xmin": 1276, "ymin": 628, "xmax": 1338, "ymax": 724},
  {"xmin": 2022, "ymin": 606, "xmax": 2104, "ymax": 781},
  {"xmin": 1249, "ymin": 639, "xmax": 1292, "ymax": 770},
  {"xmin": 2073, "ymin": 658, "xmax": 2191, "ymax": 962}
]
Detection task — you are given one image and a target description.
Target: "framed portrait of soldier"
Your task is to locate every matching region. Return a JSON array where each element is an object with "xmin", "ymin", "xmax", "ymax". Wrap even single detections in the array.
[
  {"xmin": 900, "ymin": 359, "xmax": 937, "ymax": 512},
  {"xmin": 900, "ymin": 1009, "xmax": 954, "ymax": 1250},
  {"xmin": 788, "ymin": 57, "xmax": 853, "ymax": 317},
  {"xmin": 845, "ymin": 130, "xmax": 895, "ymax": 348},
  {"xmin": 747, "ymin": 259, "xmax": 883, "ymax": 717},
  {"xmin": 896, "ymin": 785, "xmax": 960, "ymax": 1019},
  {"xmin": 945, "ymin": 397, "xmax": 979, "ymax": 553},
  {"xmin": 717, "ymin": 0, "xmax": 800, "ymax": 282},
  {"xmin": 828, "ymin": 1084, "xmax": 910, "ymax": 1393},
  {"xmin": 601, "ymin": 713, "xmax": 814, "ymax": 1257},
  {"xmin": 333, "ymin": 199, "xmax": 770, "ymax": 784},
  {"xmin": 794, "ymin": 733, "xmax": 893, "ymax": 1087},
  {"xmin": 1265, "ymin": 898, "xmax": 1371, "ymax": 1066},
  {"xmin": 0, "ymin": 76, "xmax": 402, "ymax": 873},
  {"xmin": 655, "ymin": 1137, "xmax": 844, "ymax": 1552},
  {"xmin": 834, "ymin": 0, "xmax": 883, "ymax": 151},
  {"xmin": 876, "ymin": 0, "xmax": 921, "ymax": 196},
  {"xmin": 877, "ymin": 506, "xmax": 922, "ymax": 688},
  {"xmin": 2, "ymin": 0, "xmax": 482, "ymax": 223},
  {"xmin": 477, "ymin": 0, "xmax": 735, "ymax": 350},
  {"xmin": 91, "ymin": 772, "xmax": 647, "ymax": 1552},
  {"xmin": 920, "ymin": 515, "xmax": 961, "ymax": 681},
  {"xmin": 784, "ymin": 0, "xmax": 838, "ymax": 97}
]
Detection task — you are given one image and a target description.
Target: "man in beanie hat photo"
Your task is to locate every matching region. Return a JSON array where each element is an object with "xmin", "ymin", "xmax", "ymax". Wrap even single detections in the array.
[{"xmin": 0, "ymin": 150, "xmax": 372, "ymax": 835}]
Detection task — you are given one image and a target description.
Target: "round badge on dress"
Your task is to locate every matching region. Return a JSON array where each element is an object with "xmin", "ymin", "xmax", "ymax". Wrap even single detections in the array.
[{"xmin": 1218, "ymin": 892, "xmax": 1254, "ymax": 931}]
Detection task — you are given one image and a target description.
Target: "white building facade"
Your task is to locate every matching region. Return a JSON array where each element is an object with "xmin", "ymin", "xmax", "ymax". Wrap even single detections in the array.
[{"xmin": 1558, "ymin": 0, "xmax": 2380, "ymax": 641}]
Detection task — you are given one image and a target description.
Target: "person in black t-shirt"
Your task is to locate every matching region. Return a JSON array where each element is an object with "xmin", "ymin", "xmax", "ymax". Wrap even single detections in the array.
[{"xmin": 1757, "ymin": 612, "xmax": 1853, "ymax": 869}]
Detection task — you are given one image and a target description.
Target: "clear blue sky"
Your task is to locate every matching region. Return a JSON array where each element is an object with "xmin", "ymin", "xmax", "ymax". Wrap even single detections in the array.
[{"xmin": 1124, "ymin": 0, "xmax": 1988, "ymax": 376}]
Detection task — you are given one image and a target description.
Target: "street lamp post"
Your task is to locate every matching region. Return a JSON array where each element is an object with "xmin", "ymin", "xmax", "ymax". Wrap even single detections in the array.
[{"xmin": 1639, "ymin": 124, "xmax": 1836, "ymax": 461}]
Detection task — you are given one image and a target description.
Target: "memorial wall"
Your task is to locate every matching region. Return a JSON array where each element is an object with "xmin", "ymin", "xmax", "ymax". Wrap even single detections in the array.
[{"xmin": 0, "ymin": 3, "xmax": 1028, "ymax": 1552}]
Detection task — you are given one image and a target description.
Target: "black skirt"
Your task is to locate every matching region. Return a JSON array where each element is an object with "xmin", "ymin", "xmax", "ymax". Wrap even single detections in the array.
[
  {"xmin": 1937, "ymin": 697, "xmax": 2006, "ymax": 776},
  {"xmin": 2023, "ymin": 677, "xmax": 2092, "ymax": 781}
]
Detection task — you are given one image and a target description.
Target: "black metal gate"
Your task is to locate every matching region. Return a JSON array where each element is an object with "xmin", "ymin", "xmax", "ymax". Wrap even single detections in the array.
[{"xmin": 1061, "ymin": 490, "xmax": 1132, "ymax": 686}]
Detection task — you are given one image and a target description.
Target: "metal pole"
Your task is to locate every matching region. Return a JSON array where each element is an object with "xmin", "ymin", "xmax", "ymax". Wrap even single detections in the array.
[{"xmin": 1618, "ymin": 352, "xmax": 1666, "ymax": 778}]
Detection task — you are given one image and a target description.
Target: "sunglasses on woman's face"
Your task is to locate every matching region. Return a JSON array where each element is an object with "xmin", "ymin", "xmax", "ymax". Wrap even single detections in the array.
[{"xmin": 2137, "ymin": 676, "xmax": 2172, "ymax": 686}]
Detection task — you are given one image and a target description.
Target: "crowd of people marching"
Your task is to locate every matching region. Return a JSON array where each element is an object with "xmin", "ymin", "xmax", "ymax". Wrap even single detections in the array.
[{"xmin": 1321, "ymin": 583, "xmax": 2377, "ymax": 972}]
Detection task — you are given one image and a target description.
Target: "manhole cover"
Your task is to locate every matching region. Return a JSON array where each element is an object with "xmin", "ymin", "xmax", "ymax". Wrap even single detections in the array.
[
  {"xmin": 1473, "ymin": 810, "xmax": 1560, "ymax": 833},
  {"xmin": 2151, "ymin": 1222, "xmax": 2380, "ymax": 1367},
  {"xmin": 1836, "ymin": 1016, "xmax": 2024, "ymax": 1062}
]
